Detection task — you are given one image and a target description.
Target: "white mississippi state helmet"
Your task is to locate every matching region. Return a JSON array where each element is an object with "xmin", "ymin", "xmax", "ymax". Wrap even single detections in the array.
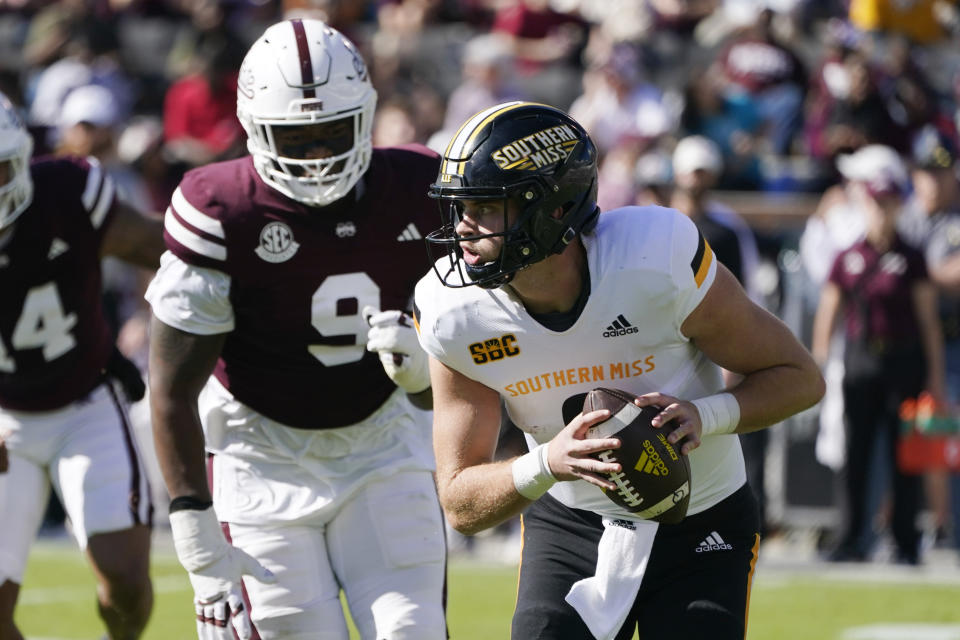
[
  {"xmin": 237, "ymin": 19, "xmax": 377, "ymax": 207},
  {"xmin": 0, "ymin": 92, "xmax": 33, "ymax": 231}
]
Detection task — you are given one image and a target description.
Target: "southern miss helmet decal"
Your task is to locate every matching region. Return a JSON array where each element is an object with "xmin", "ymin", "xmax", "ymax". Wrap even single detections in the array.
[
  {"xmin": 490, "ymin": 125, "xmax": 580, "ymax": 171},
  {"xmin": 427, "ymin": 102, "xmax": 599, "ymax": 289}
]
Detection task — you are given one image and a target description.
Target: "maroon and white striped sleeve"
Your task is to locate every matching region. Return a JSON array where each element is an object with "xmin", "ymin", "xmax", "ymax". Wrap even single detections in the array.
[{"xmin": 163, "ymin": 183, "xmax": 227, "ymax": 270}]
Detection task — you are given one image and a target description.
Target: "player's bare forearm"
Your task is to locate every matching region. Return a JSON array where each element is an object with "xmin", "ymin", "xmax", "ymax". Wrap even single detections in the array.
[
  {"xmin": 725, "ymin": 360, "xmax": 824, "ymax": 432},
  {"xmin": 430, "ymin": 357, "xmax": 528, "ymax": 534},
  {"xmin": 433, "ymin": 414, "xmax": 528, "ymax": 534},
  {"xmin": 148, "ymin": 315, "xmax": 226, "ymax": 500},
  {"xmin": 436, "ymin": 459, "xmax": 532, "ymax": 535}
]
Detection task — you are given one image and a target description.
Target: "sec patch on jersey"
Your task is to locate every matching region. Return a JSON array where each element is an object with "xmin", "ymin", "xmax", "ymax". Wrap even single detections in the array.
[{"xmin": 584, "ymin": 388, "xmax": 691, "ymax": 524}]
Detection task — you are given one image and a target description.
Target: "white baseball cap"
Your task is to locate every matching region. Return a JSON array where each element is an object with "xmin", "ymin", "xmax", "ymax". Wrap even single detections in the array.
[
  {"xmin": 672, "ymin": 135, "xmax": 724, "ymax": 176},
  {"xmin": 59, "ymin": 84, "xmax": 119, "ymax": 129},
  {"xmin": 836, "ymin": 144, "xmax": 909, "ymax": 197}
]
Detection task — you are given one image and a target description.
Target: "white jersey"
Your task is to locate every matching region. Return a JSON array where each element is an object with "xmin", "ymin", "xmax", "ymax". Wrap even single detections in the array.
[{"xmin": 415, "ymin": 205, "xmax": 746, "ymax": 520}]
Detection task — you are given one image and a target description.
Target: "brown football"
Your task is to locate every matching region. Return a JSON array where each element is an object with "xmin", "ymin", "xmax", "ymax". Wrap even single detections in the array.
[{"xmin": 584, "ymin": 387, "xmax": 691, "ymax": 524}]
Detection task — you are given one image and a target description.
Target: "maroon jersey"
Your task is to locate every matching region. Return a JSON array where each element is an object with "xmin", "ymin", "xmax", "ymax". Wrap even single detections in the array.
[
  {"xmin": 719, "ymin": 37, "xmax": 806, "ymax": 94},
  {"xmin": 0, "ymin": 156, "xmax": 117, "ymax": 411},
  {"xmin": 163, "ymin": 145, "xmax": 440, "ymax": 429},
  {"xmin": 828, "ymin": 235, "xmax": 928, "ymax": 343}
]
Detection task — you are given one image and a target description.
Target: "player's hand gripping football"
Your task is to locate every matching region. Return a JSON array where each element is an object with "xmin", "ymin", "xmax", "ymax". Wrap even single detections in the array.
[
  {"xmin": 634, "ymin": 392, "xmax": 703, "ymax": 455},
  {"xmin": 546, "ymin": 408, "xmax": 623, "ymax": 491},
  {"xmin": 363, "ymin": 306, "xmax": 430, "ymax": 394},
  {"xmin": 169, "ymin": 506, "xmax": 277, "ymax": 640}
]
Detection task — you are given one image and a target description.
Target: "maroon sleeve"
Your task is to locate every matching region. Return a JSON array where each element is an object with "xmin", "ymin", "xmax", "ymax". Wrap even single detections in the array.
[
  {"xmin": 162, "ymin": 164, "xmax": 231, "ymax": 272},
  {"xmin": 826, "ymin": 249, "xmax": 847, "ymax": 288},
  {"xmin": 492, "ymin": 6, "xmax": 525, "ymax": 34},
  {"xmin": 34, "ymin": 155, "xmax": 118, "ymax": 247}
]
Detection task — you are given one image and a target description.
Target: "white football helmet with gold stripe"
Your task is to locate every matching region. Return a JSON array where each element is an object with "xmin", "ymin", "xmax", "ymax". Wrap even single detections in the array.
[{"xmin": 426, "ymin": 102, "xmax": 599, "ymax": 289}]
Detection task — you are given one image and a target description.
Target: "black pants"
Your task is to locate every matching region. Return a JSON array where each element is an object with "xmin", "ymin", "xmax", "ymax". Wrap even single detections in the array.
[
  {"xmin": 512, "ymin": 485, "xmax": 760, "ymax": 640},
  {"xmin": 739, "ymin": 429, "xmax": 769, "ymax": 535},
  {"xmin": 837, "ymin": 353, "xmax": 924, "ymax": 560}
]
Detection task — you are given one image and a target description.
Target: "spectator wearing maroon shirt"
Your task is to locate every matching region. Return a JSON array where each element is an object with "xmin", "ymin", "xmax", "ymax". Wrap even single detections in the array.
[
  {"xmin": 812, "ymin": 145, "xmax": 945, "ymax": 565},
  {"xmin": 715, "ymin": 7, "xmax": 807, "ymax": 154}
]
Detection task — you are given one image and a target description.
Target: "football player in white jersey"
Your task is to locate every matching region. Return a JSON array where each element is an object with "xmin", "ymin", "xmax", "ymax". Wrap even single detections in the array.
[
  {"xmin": 414, "ymin": 102, "xmax": 824, "ymax": 640},
  {"xmin": 145, "ymin": 19, "xmax": 446, "ymax": 640}
]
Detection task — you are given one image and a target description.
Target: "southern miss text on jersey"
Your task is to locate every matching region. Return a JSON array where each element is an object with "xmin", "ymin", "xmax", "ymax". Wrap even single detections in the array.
[
  {"xmin": 0, "ymin": 156, "xmax": 116, "ymax": 411},
  {"xmin": 158, "ymin": 145, "xmax": 440, "ymax": 429},
  {"xmin": 415, "ymin": 206, "xmax": 747, "ymax": 520}
]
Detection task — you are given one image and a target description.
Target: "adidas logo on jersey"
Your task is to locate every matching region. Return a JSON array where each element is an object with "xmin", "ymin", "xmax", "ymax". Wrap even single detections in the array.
[
  {"xmin": 603, "ymin": 314, "xmax": 638, "ymax": 337},
  {"xmin": 696, "ymin": 531, "xmax": 733, "ymax": 553},
  {"xmin": 397, "ymin": 223, "xmax": 422, "ymax": 242}
]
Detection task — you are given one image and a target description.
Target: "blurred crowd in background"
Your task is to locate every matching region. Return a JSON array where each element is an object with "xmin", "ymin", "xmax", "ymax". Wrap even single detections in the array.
[
  {"xmin": 7, "ymin": 0, "xmax": 960, "ymax": 565},
  {"xmin": 2, "ymin": 0, "xmax": 958, "ymax": 214}
]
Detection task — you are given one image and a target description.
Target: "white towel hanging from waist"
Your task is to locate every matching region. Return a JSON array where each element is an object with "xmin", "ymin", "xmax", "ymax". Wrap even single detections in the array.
[{"xmin": 565, "ymin": 517, "xmax": 659, "ymax": 640}]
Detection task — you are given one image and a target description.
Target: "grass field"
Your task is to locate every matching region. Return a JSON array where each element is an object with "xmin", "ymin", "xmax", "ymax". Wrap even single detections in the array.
[{"xmin": 14, "ymin": 539, "xmax": 960, "ymax": 639}]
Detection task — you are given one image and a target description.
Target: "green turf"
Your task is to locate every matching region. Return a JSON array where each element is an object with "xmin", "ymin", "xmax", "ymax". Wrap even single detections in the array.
[{"xmin": 14, "ymin": 542, "xmax": 960, "ymax": 639}]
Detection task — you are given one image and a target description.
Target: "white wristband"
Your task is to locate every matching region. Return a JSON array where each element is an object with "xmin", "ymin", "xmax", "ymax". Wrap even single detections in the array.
[
  {"xmin": 512, "ymin": 443, "xmax": 557, "ymax": 500},
  {"xmin": 692, "ymin": 392, "xmax": 740, "ymax": 436}
]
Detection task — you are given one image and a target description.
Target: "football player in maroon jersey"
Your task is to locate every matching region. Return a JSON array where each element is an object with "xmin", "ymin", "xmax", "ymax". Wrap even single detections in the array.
[
  {"xmin": 146, "ymin": 19, "xmax": 446, "ymax": 640},
  {"xmin": 0, "ymin": 92, "xmax": 163, "ymax": 640}
]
